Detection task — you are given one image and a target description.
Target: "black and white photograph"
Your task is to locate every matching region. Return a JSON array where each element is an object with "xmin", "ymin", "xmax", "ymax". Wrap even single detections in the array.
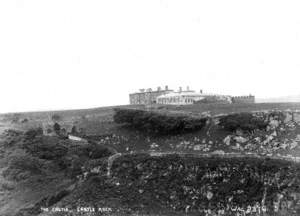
[{"xmin": 1, "ymin": 0, "xmax": 300, "ymax": 215}]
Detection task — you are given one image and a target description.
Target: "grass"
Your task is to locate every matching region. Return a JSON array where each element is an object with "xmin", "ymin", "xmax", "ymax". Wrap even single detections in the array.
[{"xmin": 1, "ymin": 102, "xmax": 300, "ymax": 216}]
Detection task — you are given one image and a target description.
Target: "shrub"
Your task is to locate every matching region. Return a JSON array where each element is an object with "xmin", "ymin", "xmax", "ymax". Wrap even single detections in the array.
[
  {"xmin": 2, "ymin": 129, "xmax": 23, "ymax": 148},
  {"xmin": 69, "ymin": 143, "xmax": 115, "ymax": 159},
  {"xmin": 71, "ymin": 126, "xmax": 78, "ymax": 135},
  {"xmin": 24, "ymin": 127, "xmax": 43, "ymax": 140},
  {"xmin": 11, "ymin": 113, "xmax": 21, "ymax": 123},
  {"xmin": 1, "ymin": 180, "xmax": 15, "ymax": 191},
  {"xmin": 219, "ymin": 113, "xmax": 268, "ymax": 132},
  {"xmin": 113, "ymin": 108, "xmax": 207, "ymax": 135},
  {"xmin": 53, "ymin": 123, "xmax": 60, "ymax": 133},
  {"xmin": 8, "ymin": 153, "xmax": 44, "ymax": 173},
  {"xmin": 21, "ymin": 118, "xmax": 29, "ymax": 123},
  {"xmin": 3, "ymin": 150, "xmax": 45, "ymax": 181},
  {"xmin": 51, "ymin": 114, "xmax": 61, "ymax": 121},
  {"xmin": 88, "ymin": 144, "xmax": 116, "ymax": 159},
  {"xmin": 22, "ymin": 137, "xmax": 68, "ymax": 160}
]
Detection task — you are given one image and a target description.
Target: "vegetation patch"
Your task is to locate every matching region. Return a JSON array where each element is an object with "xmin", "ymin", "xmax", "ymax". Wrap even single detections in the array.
[
  {"xmin": 218, "ymin": 112, "xmax": 269, "ymax": 132},
  {"xmin": 113, "ymin": 108, "xmax": 207, "ymax": 135},
  {"xmin": 2, "ymin": 149, "xmax": 46, "ymax": 181},
  {"xmin": 107, "ymin": 154, "xmax": 300, "ymax": 215}
]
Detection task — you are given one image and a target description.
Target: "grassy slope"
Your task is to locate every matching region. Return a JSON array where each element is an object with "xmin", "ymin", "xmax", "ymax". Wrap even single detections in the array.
[{"xmin": 1, "ymin": 102, "xmax": 300, "ymax": 216}]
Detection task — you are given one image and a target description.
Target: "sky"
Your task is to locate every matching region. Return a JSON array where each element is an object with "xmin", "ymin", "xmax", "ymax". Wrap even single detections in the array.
[{"xmin": 1, "ymin": 0, "xmax": 300, "ymax": 113}]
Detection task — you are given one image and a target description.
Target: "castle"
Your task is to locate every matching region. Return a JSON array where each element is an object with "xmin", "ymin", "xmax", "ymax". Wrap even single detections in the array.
[{"xmin": 129, "ymin": 86, "xmax": 255, "ymax": 105}]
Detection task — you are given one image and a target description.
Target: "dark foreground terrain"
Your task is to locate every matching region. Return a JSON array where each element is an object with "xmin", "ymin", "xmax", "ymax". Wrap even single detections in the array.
[{"xmin": 0, "ymin": 103, "xmax": 300, "ymax": 216}]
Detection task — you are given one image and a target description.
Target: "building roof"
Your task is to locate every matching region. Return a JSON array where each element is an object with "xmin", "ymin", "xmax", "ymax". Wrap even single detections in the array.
[
  {"xmin": 130, "ymin": 89, "xmax": 174, "ymax": 95},
  {"xmin": 157, "ymin": 91, "xmax": 208, "ymax": 98},
  {"xmin": 157, "ymin": 91, "xmax": 233, "ymax": 101}
]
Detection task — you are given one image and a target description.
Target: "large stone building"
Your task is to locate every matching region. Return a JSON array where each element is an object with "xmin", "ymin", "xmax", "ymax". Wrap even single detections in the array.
[
  {"xmin": 129, "ymin": 86, "xmax": 174, "ymax": 105},
  {"xmin": 156, "ymin": 88, "xmax": 232, "ymax": 105},
  {"xmin": 129, "ymin": 86, "xmax": 255, "ymax": 105}
]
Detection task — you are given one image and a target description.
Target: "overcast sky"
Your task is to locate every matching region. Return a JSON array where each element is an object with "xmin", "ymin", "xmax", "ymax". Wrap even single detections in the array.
[{"xmin": 1, "ymin": 0, "xmax": 300, "ymax": 113}]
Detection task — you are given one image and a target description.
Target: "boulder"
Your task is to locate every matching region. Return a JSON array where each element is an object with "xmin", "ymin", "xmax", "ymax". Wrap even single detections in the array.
[
  {"xmin": 269, "ymin": 120, "xmax": 280, "ymax": 129},
  {"xmin": 234, "ymin": 136, "xmax": 248, "ymax": 144},
  {"xmin": 193, "ymin": 145, "xmax": 203, "ymax": 151},
  {"xmin": 211, "ymin": 150, "xmax": 225, "ymax": 155},
  {"xmin": 223, "ymin": 135, "xmax": 231, "ymax": 146},
  {"xmin": 290, "ymin": 142, "xmax": 298, "ymax": 149},
  {"xmin": 206, "ymin": 191, "xmax": 213, "ymax": 200}
]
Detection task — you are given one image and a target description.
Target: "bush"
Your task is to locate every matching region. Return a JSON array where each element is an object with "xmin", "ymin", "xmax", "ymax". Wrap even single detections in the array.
[
  {"xmin": 53, "ymin": 123, "xmax": 61, "ymax": 133},
  {"xmin": 24, "ymin": 127, "xmax": 43, "ymax": 140},
  {"xmin": 88, "ymin": 144, "xmax": 116, "ymax": 159},
  {"xmin": 51, "ymin": 114, "xmax": 61, "ymax": 121},
  {"xmin": 0, "ymin": 180, "xmax": 15, "ymax": 191},
  {"xmin": 22, "ymin": 137, "xmax": 68, "ymax": 160},
  {"xmin": 69, "ymin": 143, "xmax": 115, "ymax": 159},
  {"xmin": 8, "ymin": 153, "xmax": 44, "ymax": 173},
  {"xmin": 113, "ymin": 108, "xmax": 207, "ymax": 135},
  {"xmin": 3, "ymin": 150, "xmax": 45, "ymax": 181},
  {"xmin": 2, "ymin": 129, "xmax": 23, "ymax": 148},
  {"xmin": 219, "ymin": 113, "xmax": 268, "ymax": 132}
]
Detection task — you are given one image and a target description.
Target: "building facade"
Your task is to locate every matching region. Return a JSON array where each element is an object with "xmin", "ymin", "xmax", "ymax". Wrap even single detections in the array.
[
  {"xmin": 232, "ymin": 95, "xmax": 255, "ymax": 104},
  {"xmin": 129, "ymin": 86, "xmax": 255, "ymax": 105},
  {"xmin": 129, "ymin": 86, "xmax": 174, "ymax": 105},
  {"xmin": 157, "ymin": 91, "xmax": 232, "ymax": 105}
]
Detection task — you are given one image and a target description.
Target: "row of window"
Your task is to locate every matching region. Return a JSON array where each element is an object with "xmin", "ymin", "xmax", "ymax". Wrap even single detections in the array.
[{"xmin": 157, "ymin": 97, "xmax": 194, "ymax": 104}]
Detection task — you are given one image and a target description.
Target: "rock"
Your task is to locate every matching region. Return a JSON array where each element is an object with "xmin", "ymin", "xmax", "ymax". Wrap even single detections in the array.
[
  {"xmin": 46, "ymin": 189, "xmax": 70, "ymax": 207},
  {"xmin": 150, "ymin": 143, "xmax": 159, "ymax": 149},
  {"xmin": 281, "ymin": 143, "xmax": 288, "ymax": 149},
  {"xmin": 136, "ymin": 163, "xmax": 143, "ymax": 170},
  {"xmin": 234, "ymin": 136, "xmax": 248, "ymax": 144},
  {"xmin": 236, "ymin": 129, "xmax": 243, "ymax": 136},
  {"xmin": 211, "ymin": 150, "xmax": 225, "ymax": 155},
  {"xmin": 271, "ymin": 131, "xmax": 277, "ymax": 137},
  {"xmin": 193, "ymin": 144, "xmax": 203, "ymax": 151},
  {"xmin": 223, "ymin": 135, "xmax": 231, "ymax": 145},
  {"xmin": 201, "ymin": 111, "xmax": 211, "ymax": 117},
  {"xmin": 203, "ymin": 147, "xmax": 210, "ymax": 152},
  {"xmin": 233, "ymin": 143, "xmax": 241, "ymax": 150},
  {"xmin": 254, "ymin": 137, "xmax": 261, "ymax": 142},
  {"xmin": 269, "ymin": 120, "xmax": 280, "ymax": 129},
  {"xmin": 263, "ymin": 135, "xmax": 274, "ymax": 145},
  {"xmin": 206, "ymin": 191, "xmax": 213, "ymax": 200},
  {"xmin": 290, "ymin": 142, "xmax": 298, "ymax": 149}
]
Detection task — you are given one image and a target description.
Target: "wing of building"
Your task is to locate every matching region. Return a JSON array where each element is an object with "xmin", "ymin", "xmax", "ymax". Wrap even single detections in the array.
[
  {"xmin": 129, "ymin": 85, "xmax": 254, "ymax": 105},
  {"xmin": 129, "ymin": 86, "xmax": 174, "ymax": 105},
  {"xmin": 156, "ymin": 91, "xmax": 232, "ymax": 105}
]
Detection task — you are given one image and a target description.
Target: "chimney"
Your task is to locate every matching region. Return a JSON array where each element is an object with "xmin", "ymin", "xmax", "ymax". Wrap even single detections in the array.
[
  {"xmin": 179, "ymin": 87, "xmax": 182, "ymax": 92},
  {"xmin": 186, "ymin": 86, "xmax": 190, "ymax": 91},
  {"xmin": 200, "ymin": 89, "xmax": 203, "ymax": 94},
  {"xmin": 165, "ymin": 85, "xmax": 168, "ymax": 91},
  {"xmin": 157, "ymin": 86, "xmax": 161, "ymax": 91}
]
